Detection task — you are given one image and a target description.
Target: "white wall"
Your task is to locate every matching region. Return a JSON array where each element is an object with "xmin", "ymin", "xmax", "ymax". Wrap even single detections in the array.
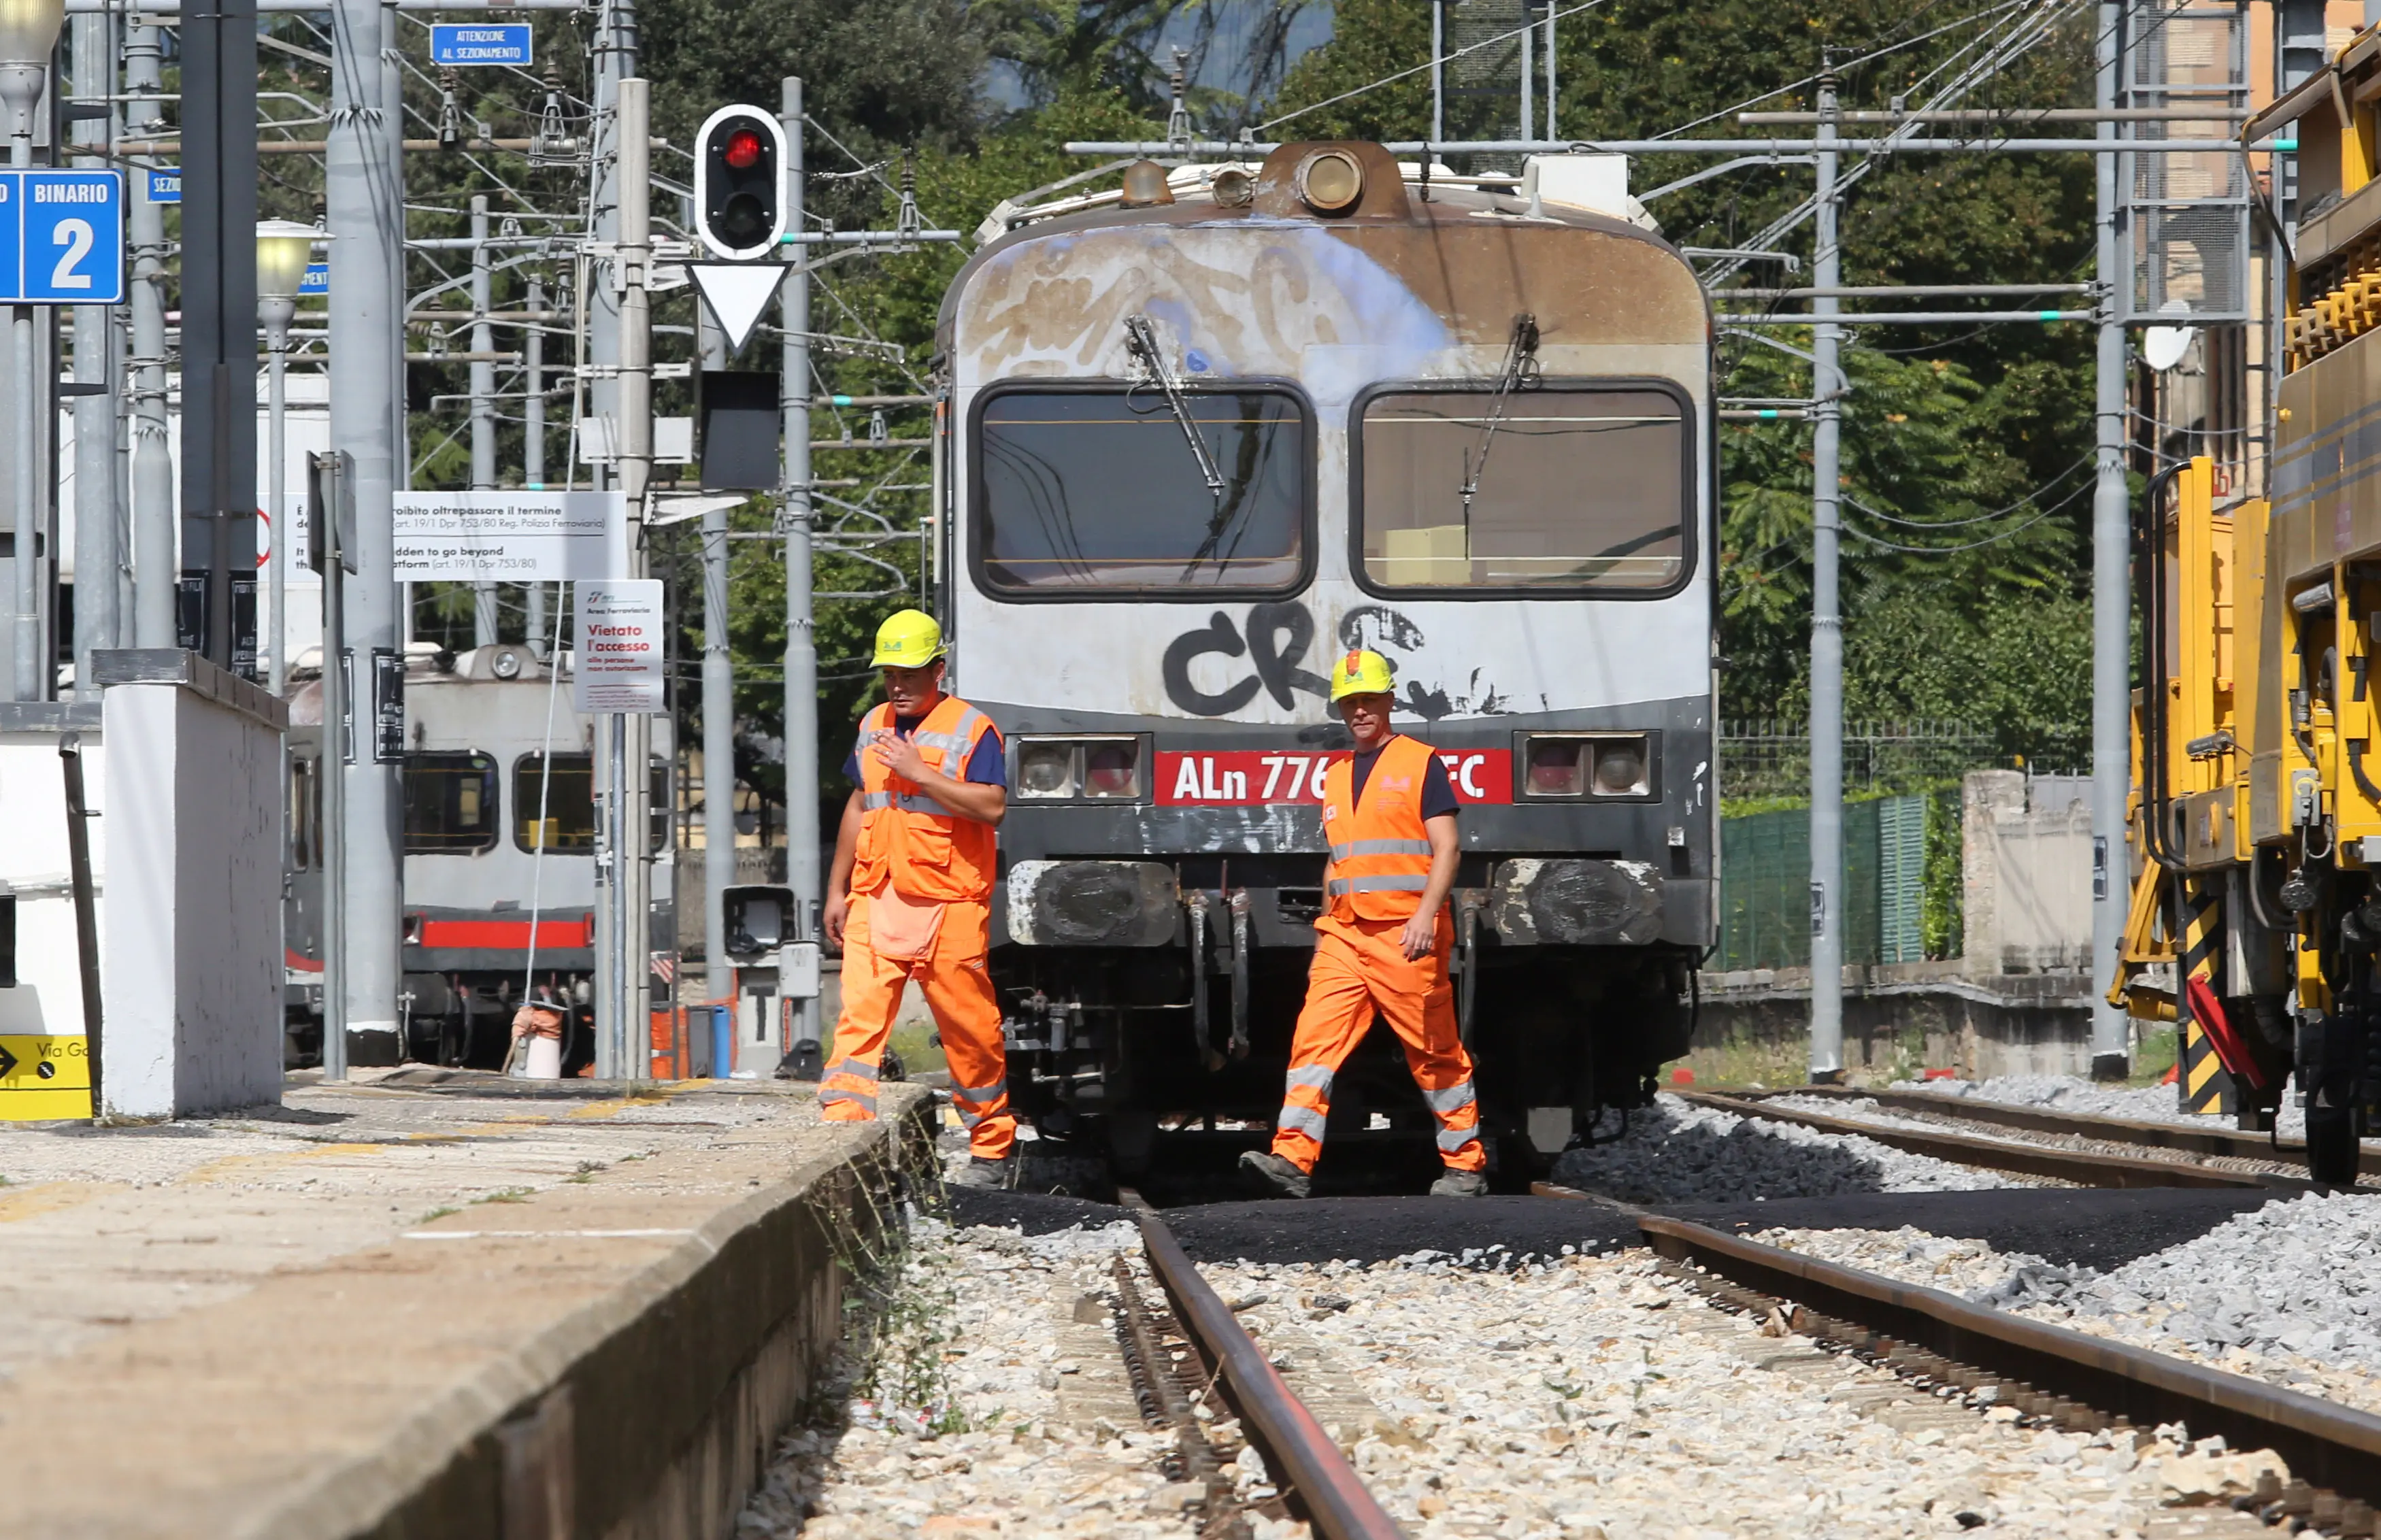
[{"xmin": 99, "ymin": 660, "xmax": 284, "ymax": 1118}]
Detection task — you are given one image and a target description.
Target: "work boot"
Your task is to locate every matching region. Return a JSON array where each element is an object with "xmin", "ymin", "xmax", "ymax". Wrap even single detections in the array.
[
  {"xmin": 1429, "ymin": 1169, "xmax": 1488, "ymax": 1199},
  {"xmin": 1239, "ymin": 1149, "xmax": 1311, "ymax": 1199},
  {"xmin": 946, "ymin": 1155, "xmax": 1014, "ymax": 1190}
]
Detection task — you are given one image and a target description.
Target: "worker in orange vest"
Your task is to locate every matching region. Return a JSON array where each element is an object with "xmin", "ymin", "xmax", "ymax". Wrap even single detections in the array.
[
  {"xmin": 1242, "ymin": 650, "xmax": 1487, "ymax": 1199},
  {"xmin": 818, "ymin": 609, "xmax": 1016, "ymax": 1188}
]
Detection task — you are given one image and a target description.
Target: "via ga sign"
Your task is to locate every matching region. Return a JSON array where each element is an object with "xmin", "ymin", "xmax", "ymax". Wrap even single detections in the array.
[
  {"xmin": 0, "ymin": 172, "xmax": 127, "ymax": 305},
  {"xmin": 429, "ymin": 22, "xmax": 532, "ymax": 65}
]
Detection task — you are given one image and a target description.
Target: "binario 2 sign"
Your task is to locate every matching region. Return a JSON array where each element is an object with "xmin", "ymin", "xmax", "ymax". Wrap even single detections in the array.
[{"xmin": 1155, "ymin": 749, "xmax": 1512, "ymax": 806}]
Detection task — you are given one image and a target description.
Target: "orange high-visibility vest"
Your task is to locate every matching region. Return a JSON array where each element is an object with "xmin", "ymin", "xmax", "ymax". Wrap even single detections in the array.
[
  {"xmin": 1320, "ymin": 733, "xmax": 1438, "ymax": 923},
  {"xmin": 850, "ymin": 695, "xmax": 1000, "ymax": 903}
]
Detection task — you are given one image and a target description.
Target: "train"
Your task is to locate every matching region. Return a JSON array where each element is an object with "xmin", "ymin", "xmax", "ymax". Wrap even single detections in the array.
[
  {"xmin": 934, "ymin": 141, "xmax": 1717, "ymax": 1181},
  {"xmin": 282, "ymin": 639, "xmax": 674, "ymax": 1071},
  {"xmin": 2112, "ymin": 41, "xmax": 2381, "ymax": 1186}
]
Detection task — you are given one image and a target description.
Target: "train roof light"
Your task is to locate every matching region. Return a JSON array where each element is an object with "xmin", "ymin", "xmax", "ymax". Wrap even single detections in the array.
[
  {"xmin": 1297, "ymin": 149, "xmax": 1364, "ymax": 214},
  {"xmin": 1119, "ymin": 159, "xmax": 1174, "ymax": 207}
]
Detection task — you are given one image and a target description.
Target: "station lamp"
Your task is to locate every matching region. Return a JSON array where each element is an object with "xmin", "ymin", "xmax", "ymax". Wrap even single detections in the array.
[
  {"xmin": 0, "ymin": 0, "xmax": 64, "ymax": 159},
  {"xmin": 254, "ymin": 220, "xmax": 318, "ymax": 333},
  {"xmin": 693, "ymin": 104, "xmax": 787, "ymax": 261}
]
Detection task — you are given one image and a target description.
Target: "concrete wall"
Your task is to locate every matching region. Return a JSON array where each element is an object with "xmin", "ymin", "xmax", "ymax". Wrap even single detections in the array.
[
  {"xmin": 1963, "ymin": 770, "xmax": 2093, "ymax": 975},
  {"xmin": 96, "ymin": 651, "xmax": 288, "ymax": 1119},
  {"xmin": 1691, "ymin": 961, "xmax": 2099, "ymax": 1083}
]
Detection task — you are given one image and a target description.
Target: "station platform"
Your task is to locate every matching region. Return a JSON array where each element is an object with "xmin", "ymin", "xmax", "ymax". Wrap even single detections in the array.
[{"xmin": 0, "ymin": 1068, "xmax": 931, "ymax": 1539}]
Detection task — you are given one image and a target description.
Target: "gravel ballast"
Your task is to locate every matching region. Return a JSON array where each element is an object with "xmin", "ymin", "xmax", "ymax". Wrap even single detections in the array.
[
  {"xmin": 1905, "ymin": 1073, "xmax": 2317, "ymax": 1139},
  {"xmin": 1547, "ymin": 1093, "xmax": 2034, "ymax": 1203},
  {"xmin": 1198, "ymin": 1249, "xmax": 2295, "ymax": 1537},
  {"xmin": 1760, "ymin": 1188, "xmax": 2381, "ymax": 1415},
  {"xmin": 736, "ymin": 1216, "xmax": 1304, "ymax": 1539}
]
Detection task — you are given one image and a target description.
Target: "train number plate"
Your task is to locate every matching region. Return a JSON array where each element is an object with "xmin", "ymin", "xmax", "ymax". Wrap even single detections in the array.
[{"xmin": 1156, "ymin": 750, "xmax": 1512, "ymax": 805}]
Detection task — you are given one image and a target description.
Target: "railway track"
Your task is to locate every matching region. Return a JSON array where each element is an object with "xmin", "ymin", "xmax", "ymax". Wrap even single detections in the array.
[
  {"xmin": 1635, "ymin": 1209, "xmax": 2381, "ymax": 1528},
  {"xmin": 1129, "ymin": 1207, "xmax": 1408, "ymax": 1539},
  {"xmin": 1678, "ymin": 1086, "xmax": 2335, "ymax": 1190}
]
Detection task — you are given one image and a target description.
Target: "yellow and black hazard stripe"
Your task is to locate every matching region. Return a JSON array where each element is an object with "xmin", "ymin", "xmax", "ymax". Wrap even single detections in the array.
[{"xmin": 2178, "ymin": 877, "xmax": 2234, "ymax": 1116}]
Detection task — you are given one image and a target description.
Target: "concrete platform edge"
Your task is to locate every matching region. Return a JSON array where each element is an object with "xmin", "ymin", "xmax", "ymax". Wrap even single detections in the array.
[{"xmin": 238, "ymin": 1089, "xmax": 935, "ymax": 1540}]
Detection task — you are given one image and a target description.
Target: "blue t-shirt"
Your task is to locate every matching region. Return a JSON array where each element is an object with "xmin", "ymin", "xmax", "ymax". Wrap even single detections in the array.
[{"xmin": 844, "ymin": 711, "xmax": 1006, "ymax": 789}]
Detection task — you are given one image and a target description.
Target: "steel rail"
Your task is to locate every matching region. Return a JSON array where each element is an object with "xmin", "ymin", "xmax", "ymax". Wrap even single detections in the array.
[
  {"xmin": 1676, "ymin": 1090, "xmax": 2285, "ymax": 1190},
  {"xmin": 1744, "ymin": 1084, "xmax": 2381, "ymax": 1178},
  {"xmin": 1136, "ymin": 1212, "xmax": 1410, "ymax": 1540},
  {"xmin": 1639, "ymin": 1214, "xmax": 2381, "ymax": 1505}
]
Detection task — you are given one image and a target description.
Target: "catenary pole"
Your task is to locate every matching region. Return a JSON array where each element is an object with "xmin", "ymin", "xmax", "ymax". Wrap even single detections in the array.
[
  {"xmin": 327, "ymin": 0, "xmax": 404, "ymax": 1063},
  {"xmin": 127, "ymin": 18, "xmax": 174, "ymax": 648},
  {"xmin": 780, "ymin": 75, "xmax": 821, "ymax": 1071},
  {"xmin": 70, "ymin": 10, "xmax": 116, "ymax": 692},
  {"xmin": 2091, "ymin": 0, "xmax": 2132, "ymax": 1079},
  {"xmin": 608, "ymin": 74, "xmax": 653, "ymax": 1080},
  {"xmin": 699, "ymin": 308, "xmax": 734, "ymax": 1011},
  {"xmin": 471, "ymin": 194, "xmax": 498, "ymax": 647},
  {"xmin": 1807, "ymin": 65, "xmax": 1845, "ymax": 1082},
  {"xmin": 525, "ymin": 275, "xmax": 548, "ymax": 650},
  {"xmin": 588, "ymin": 0, "xmax": 629, "ymax": 1067}
]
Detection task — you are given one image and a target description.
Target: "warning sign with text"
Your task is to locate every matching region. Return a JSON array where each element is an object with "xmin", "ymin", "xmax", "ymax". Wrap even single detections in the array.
[
  {"xmin": 573, "ymin": 579, "xmax": 667, "ymax": 714},
  {"xmin": 387, "ymin": 490, "xmax": 625, "ymax": 582}
]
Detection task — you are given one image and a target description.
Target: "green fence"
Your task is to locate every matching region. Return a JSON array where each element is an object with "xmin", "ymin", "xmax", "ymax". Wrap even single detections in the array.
[{"xmin": 1717, "ymin": 794, "xmax": 1930, "ymax": 971}]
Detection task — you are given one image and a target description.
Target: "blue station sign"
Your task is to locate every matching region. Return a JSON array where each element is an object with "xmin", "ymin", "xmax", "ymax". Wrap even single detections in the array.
[
  {"xmin": 0, "ymin": 171, "xmax": 126, "ymax": 305},
  {"xmin": 429, "ymin": 23, "xmax": 532, "ymax": 65},
  {"xmin": 146, "ymin": 167, "xmax": 181, "ymax": 203}
]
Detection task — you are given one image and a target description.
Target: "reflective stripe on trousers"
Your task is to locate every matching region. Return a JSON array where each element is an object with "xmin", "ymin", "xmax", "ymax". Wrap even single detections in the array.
[
  {"xmin": 952, "ymin": 1078, "xmax": 1008, "ymax": 1130},
  {"xmin": 1268, "ymin": 911, "xmax": 1485, "ymax": 1175}
]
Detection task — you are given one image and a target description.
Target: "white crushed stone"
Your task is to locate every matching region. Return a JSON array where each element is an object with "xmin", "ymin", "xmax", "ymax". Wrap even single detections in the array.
[
  {"xmin": 734, "ymin": 1215, "xmax": 1286, "ymax": 1539},
  {"xmin": 1901, "ymin": 1073, "xmax": 2315, "ymax": 1139},
  {"xmin": 1760, "ymin": 1192, "xmax": 2381, "ymax": 1415},
  {"xmin": 1548, "ymin": 1092, "xmax": 2029, "ymax": 1202},
  {"xmin": 1200, "ymin": 1250, "xmax": 2291, "ymax": 1537}
]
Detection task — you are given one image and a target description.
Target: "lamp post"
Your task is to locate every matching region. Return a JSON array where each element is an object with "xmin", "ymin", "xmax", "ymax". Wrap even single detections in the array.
[
  {"xmin": 0, "ymin": 0, "xmax": 65, "ymax": 701},
  {"xmin": 256, "ymin": 220, "xmax": 316, "ymax": 694}
]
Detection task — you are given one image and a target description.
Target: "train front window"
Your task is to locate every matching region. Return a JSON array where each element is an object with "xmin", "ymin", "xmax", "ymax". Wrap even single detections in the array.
[
  {"xmin": 403, "ymin": 752, "xmax": 499, "ymax": 854},
  {"xmin": 1357, "ymin": 386, "xmax": 1688, "ymax": 592},
  {"xmin": 976, "ymin": 388, "xmax": 1308, "ymax": 593},
  {"xmin": 514, "ymin": 752, "xmax": 595, "ymax": 852}
]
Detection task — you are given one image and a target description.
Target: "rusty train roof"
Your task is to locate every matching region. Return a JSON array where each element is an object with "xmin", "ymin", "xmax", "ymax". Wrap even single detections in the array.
[{"xmin": 936, "ymin": 140, "xmax": 1712, "ymax": 359}]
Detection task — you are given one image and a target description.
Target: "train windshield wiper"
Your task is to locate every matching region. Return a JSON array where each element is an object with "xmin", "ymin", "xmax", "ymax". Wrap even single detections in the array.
[
  {"xmin": 1459, "ymin": 312, "xmax": 1542, "ymax": 520},
  {"xmin": 1124, "ymin": 314, "xmax": 1227, "ymax": 499}
]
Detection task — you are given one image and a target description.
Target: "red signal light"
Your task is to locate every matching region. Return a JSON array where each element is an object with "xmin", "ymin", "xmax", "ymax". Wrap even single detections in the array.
[{"xmin": 723, "ymin": 127, "xmax": 763, "ymax": 169}]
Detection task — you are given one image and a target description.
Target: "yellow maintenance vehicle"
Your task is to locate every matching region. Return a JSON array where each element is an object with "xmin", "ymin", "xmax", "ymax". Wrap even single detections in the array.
[{"xmin": 2118, "ymin": 35, "xmax": 2381, "ymax": 1184}]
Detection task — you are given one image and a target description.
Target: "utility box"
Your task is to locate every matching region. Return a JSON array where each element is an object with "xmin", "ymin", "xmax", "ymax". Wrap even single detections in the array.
[{"xmin": 95, "ymin": 650, "xmax": 288, "ymax": 1118}]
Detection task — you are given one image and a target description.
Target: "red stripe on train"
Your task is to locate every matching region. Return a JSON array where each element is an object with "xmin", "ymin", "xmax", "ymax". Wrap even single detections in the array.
[{"xmin": 416, "ymin": 918, "xmax": 594, "ymax": 950}]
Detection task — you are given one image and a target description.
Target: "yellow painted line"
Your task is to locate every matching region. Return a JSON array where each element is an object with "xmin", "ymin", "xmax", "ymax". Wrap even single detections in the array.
[
  {"xmin": 0, "ymin": 1180, "xmax": 129, "ymax": 1222},
  {"xmin": 178, "ymin": 1141, "xmax": 395, "ymax": 1186}
]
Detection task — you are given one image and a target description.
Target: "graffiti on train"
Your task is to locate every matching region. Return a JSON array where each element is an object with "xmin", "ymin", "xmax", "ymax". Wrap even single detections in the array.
[{"xmin": 1158, "ymin": 601, "xmax": 1503, "ymax": 719}]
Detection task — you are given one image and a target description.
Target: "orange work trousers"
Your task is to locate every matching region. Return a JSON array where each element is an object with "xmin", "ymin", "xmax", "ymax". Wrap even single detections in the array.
[
  {"xmin": 1269, "ymin": 910, "xmax": 1484, "ymax": 1174},
  {"xmin": 821, "ymin": 890, "xmax": 1014, "ymax": 1160}
]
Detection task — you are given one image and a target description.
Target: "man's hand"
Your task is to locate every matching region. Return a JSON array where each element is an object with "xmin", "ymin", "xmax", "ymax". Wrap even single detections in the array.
[
  {"xmin": 869, "ymin": 729, "xmax": 932, "ymax": 784},
  {"xmin": 1399, "ymin": 909, "xmax": 1437, "ymax": 960},
  {"xmin": 823, "ymin": 888, "xmax": 851, "ymax": 948}
]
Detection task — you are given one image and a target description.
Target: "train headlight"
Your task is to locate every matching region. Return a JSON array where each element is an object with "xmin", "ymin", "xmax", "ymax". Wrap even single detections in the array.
[
  {"xmin": 1297, "ymin": 149, "xmax": 1364, "ymax": 214},
  {"xmin": 1520, "ymin": 734, "xmax": 1655, "ymax": 799},
  {"xmin": 1084, "ymin": 741, "xmax": 1141, "ymax": 798},
  {"xmin": 1593, "ymin": 741, "xmax": 1649, "ymax": 797},
  {"xmin": 1527, "ymin": 738, "xmax": 1587, "ymax": 797},
  {"xmin": 1014, "ymin": 737, "xmax": 1147, "ymax": 801},
  {"xmin": 1018, "ymin": 743, "xmax": 1077, "ymax": 799}
]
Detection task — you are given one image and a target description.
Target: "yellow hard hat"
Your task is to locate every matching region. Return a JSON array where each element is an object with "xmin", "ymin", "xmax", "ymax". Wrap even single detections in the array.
[
  {"xmin": 871, "ymin": 609, "xmax": 945, "ymax": 669},
  {"xmin": 1330, "ymin": 648, "xmax": 1395, "ymax": 702}
]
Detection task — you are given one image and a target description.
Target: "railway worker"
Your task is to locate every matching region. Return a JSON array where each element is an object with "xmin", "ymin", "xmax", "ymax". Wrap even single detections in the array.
[
  {"xmin": 817, "ymin": 608, "xmax": 1016, "ymax": 1189},
  {"xmin": 1242, "ymin": 649, "xmax": 1488, "ymax": 1201}
]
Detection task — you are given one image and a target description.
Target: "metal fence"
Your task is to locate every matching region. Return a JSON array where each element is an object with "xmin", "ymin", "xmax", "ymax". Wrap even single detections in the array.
[
  {"xmin": 1717, "ymin": 720, "xmax": 2078, "ymax": 803},
  {"xmin": 1716, "ymin": 794, "xmax": 1933, "ymax": 971}
]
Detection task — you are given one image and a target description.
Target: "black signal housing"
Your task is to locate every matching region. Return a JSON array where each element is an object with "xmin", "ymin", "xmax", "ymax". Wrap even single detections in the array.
[{"xmin": 694, "ymin": 105, "xmax": 786, "ymax": 261}]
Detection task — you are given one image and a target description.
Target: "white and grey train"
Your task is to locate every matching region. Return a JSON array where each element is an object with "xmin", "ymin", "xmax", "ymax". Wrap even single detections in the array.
[
  {"xmin": 935, "ymin": 141, "xmax": 1716, "ymax": 1179},
  {"xmin": 282, "ymin": 641, "xmax": 673, "ymax": 1070}
]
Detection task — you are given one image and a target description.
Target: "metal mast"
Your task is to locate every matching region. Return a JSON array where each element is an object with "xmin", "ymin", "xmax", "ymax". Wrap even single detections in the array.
[
  {"xmin": 780, "ymin": 75, "xmax": 821, "ymax": 1068},
  {"xmin": 1806, "ymin": 66, "xmax": 1845, "ymax": 1081}
]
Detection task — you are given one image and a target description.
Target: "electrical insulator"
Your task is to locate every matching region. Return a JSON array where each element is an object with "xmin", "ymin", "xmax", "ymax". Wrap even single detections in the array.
[{"xmin": 694, "ymin": 104, "xmax": 788, "ymax": 261}]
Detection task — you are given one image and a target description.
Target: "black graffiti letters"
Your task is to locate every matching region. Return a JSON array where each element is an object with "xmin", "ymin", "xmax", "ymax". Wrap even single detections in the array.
[
  {"xmin": 1162, "ymin": 601, "xmax": 1336, "ymax": 716},
  {"xmin": 1161, "ymin": 612, "xmax": 1262, "ymax": 716}
]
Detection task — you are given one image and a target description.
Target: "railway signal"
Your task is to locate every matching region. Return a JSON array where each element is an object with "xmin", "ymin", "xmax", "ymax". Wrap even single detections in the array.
[{"xmin": 693, "ymin": 105, "xmax": 786, "ymax": 261}]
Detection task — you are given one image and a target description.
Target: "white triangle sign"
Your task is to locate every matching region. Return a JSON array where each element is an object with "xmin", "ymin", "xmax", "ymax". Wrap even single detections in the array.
[{"xmin": 689, "ymin": 263, "xmax": 786, "ymax": 356}]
